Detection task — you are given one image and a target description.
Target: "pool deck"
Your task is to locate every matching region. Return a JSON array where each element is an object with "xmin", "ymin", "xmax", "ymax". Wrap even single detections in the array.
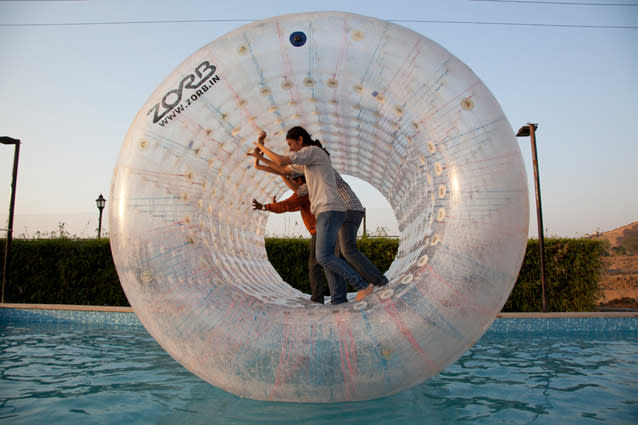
[{"xmin": 1, "ymin": 303, "xmax": 636, "ymax": 318}]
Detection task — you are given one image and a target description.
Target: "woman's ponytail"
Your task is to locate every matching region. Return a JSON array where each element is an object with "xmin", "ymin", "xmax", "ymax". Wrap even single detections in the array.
[{"xmin": 311, "ymin": 139, "xmax": 330, "ymax": 156}]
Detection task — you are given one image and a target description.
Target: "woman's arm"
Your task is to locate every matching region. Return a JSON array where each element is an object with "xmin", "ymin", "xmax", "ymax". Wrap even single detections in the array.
[
  {"xmin": 254, "ymin": 142, "xmax": 292, "ymax": 166},
  {"xmin": 249, "ymin": 151, "xmax": 292, "ymax": 175},
  {"xmin": 251, "ymin": 155, "xmax": 286, "ymax": 176}
]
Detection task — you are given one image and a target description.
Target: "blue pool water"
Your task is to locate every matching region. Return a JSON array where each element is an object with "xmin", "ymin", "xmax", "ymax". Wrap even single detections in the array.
[{"xmin": 0, "ymin": 310, "xmax": 636, "ymax": 425}]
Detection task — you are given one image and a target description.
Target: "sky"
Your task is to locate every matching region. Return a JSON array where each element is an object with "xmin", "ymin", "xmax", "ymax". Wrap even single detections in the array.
[{"xmin": 0, "ymin": 0, "xmax": 636, "ymax": 239}]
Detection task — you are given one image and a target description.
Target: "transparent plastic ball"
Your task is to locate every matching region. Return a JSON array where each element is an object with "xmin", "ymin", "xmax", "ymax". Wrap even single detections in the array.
[{"xmin": 110, "ymin": 11, "xmax": 529, "ymax": 402}]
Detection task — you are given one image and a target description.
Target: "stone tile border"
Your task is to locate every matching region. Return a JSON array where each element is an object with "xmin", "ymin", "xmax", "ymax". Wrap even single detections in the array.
[
  {"xmin": 1, "ymin": 303, "xmax": 139, "ymax": 328},
  {"xmin": 2, "ymin": 303, "xmax": 636, "ymax": 318},
  {"xmin": 1, "ymin": 303, "xmax": 133, "ymax": 312},
  {"xmin": 2, "ymin": 303, "xmax": 636, "ymax": 334},
  {"xmin": 497, "ymin": 311, "xmax": 637, "ymax": 318}
]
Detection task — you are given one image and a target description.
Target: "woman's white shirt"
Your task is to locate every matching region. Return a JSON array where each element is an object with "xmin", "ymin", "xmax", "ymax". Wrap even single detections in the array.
[{"xmin": 289, "ymin": 146, "xmax": 346, "ymax": 216}]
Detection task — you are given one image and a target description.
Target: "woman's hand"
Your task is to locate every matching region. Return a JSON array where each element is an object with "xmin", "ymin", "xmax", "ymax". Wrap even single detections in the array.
[
  {"xmin": 253, "ymin": 141, "xmax": 292, "ymax": 166},
  {"xmin": 249, "ymin": 131, "xmax": 267, "ymax": 159},
  {"xmin": 247, "ymin": 150, "xmax": 263, "ymax": 159},
  {"xmin": 257, "ymin": 130, "xmax": 266, "ymax": 145}
]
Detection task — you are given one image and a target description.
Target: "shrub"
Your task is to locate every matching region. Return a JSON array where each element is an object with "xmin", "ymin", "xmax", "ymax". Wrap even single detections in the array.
[
  {"xmin": 502, "ymin": 238, "xmax": 605, "ymax": 312},
  {"xmin": 0, "ymin": 238, "xmax": 125, "ymax": 306},
  {"xmin": 1, "ymin": 237, "xmax": 604, "ymax": 311}
]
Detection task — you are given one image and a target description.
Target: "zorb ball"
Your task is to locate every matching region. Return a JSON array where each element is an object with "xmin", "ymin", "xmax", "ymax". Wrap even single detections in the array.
[{"xmin": 110, "ymin": 11, "xmax": 529, "ymax": 402}]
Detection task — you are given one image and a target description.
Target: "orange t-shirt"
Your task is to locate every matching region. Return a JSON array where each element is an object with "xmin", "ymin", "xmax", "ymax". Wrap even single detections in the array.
[{"xmin": 264, "ymin": 193, "xmax": 316, "ymax": 235}]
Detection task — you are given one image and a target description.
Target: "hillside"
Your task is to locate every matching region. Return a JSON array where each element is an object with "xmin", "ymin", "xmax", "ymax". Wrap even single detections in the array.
[{"xmin": 594, "ymin": 221, "xmax": 638, "ymax": 308}]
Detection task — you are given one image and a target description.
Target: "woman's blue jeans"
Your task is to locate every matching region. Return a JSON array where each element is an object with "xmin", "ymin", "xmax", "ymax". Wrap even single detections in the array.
[
  {"xmin": 308, "ymin": 233, "xmax": 325, "ymax": 304},
  {"xmin": 335, "ymin": 210, "xmax": 389, "ymax": 286},
  {"xmin": 315, "ymin": 211, "xmax": 368, "ymax": 304}
]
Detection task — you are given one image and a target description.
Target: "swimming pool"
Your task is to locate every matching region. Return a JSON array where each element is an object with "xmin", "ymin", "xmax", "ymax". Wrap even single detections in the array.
[{"xmin": 1, "ymin": 307, "xmax": 636, "ymax": 425}]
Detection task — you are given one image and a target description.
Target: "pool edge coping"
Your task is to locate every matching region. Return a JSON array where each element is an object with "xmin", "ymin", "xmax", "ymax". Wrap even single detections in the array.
[
  {"xmin": 1, "ymin": 303, "xmax": 637, "ymax": 318},
  {"xmin": 0, "ymin": 303, "xmax": 133, "ymax": 313}
]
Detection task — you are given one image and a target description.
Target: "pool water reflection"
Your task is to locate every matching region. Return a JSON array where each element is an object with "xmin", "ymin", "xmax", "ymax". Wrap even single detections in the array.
[{"xmin": 0, "ymin": 317, "xmax": 636, "ymax": 425}]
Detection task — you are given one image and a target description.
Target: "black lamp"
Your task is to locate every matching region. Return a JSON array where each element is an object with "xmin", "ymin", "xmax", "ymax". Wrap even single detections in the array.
[
  {"xmin": 516, "ymin": 123, "xmax": 547, "ymax": 312},
  {"xmin": 96, "ymin": 194, "xmax": 106, "ymax": 238}
]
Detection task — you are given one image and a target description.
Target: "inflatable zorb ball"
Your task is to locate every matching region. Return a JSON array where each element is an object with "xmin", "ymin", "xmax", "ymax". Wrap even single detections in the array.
[{"xmin": 110, "ymin": 11, "xmax": 529, "ymax": 402}]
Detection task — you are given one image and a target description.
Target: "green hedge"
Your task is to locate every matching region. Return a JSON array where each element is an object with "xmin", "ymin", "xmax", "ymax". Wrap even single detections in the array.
[
  {"xmin": 265, "ymin": 237, "xmax": 398, "ymax": 296},
  {"xmin": 1, "ymin": 237, "xmax": 604, "ymax": 311},
  {"xmin": 503, "ymin": 238, "xmax": 605, "ymax": 312},
  {"xmin": 0, "ymin": 239, "xmax": 125, "ymax": 306}
]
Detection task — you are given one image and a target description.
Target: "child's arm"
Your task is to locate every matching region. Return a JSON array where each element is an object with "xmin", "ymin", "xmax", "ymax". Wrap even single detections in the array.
[{"xmin": 257, "ymin": 193, "xmax": 306, "ymax": 213}]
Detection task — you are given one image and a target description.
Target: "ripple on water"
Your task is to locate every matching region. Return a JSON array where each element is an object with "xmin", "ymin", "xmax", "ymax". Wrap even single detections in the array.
[{"xmin": 0, "ymin": 321, "xmax": 637, "ymax": 425}]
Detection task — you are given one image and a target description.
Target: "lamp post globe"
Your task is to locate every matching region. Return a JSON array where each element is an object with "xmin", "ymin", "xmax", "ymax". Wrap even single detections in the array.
[{"xmin": 96, "ymin": 194, "xmax": 106, "ymax": 238}]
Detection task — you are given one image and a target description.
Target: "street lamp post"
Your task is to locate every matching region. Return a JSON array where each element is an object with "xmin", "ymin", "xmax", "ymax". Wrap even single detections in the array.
[
  {"xmin": 516, "ymin": 123, "xmax": 547, "ymax": 312},
  {"xmin": 1, "ymin": 137, "xmax": 21, "ymax": 304},
  {"xmin": 96, "ymin": 194, "xmax": 106, "ymax": 239}
]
